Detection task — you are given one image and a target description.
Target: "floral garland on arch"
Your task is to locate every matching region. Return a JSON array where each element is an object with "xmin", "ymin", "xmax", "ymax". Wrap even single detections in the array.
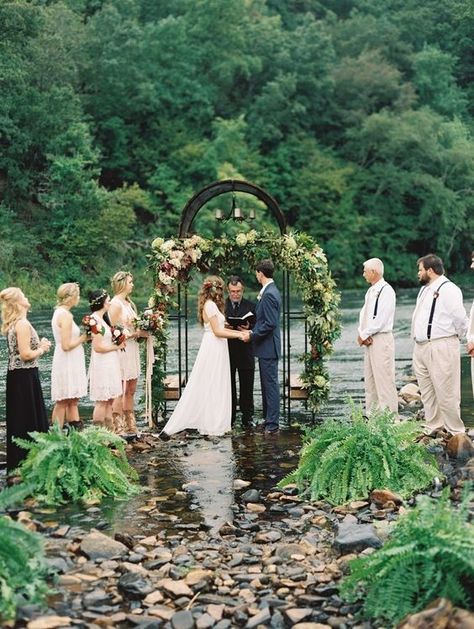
[{"xmin": 148, "ymin": 230, "xmax": 341, "ymax": 416}]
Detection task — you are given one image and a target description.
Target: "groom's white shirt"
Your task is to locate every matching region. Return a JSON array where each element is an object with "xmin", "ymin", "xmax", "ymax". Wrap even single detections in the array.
[{"xmin": 257, "ymin": 279, "xmax": 274, "ymax": 300}]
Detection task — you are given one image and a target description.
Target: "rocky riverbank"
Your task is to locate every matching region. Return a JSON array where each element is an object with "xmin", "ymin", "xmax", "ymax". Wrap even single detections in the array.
[{"xmin": 3, "ymin": 429, "xmax": 474, "ymax": 629}]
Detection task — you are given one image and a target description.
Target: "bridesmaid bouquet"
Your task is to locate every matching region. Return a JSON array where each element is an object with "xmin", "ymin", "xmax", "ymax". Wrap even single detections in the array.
[
  {"xmin": 82, "ymin": 314, "xmax": 105, "ymax": 336},
  {"xmin": 136, "ymin": 308, "xmax": 163, "ymax": 332},
  {"xmin": 110, "ymin": 324, "xmax": 127, "ymax": 346}
]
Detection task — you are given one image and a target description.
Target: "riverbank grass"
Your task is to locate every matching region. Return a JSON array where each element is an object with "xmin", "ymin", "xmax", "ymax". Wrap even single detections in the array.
[
  {"xmin": 0, "ymin": 515, "xmax": 49, "ymax": 623},
  {"xmin": 279, "ymin": 405, "xmax": 440, "ymax": 505},
  {"xmin": 0, "ymin": 425, "xmax": 140, "ymax": 508},
  {"xmin": 341, "ymin": 488, "xmax": 474, "ymax": 624}
]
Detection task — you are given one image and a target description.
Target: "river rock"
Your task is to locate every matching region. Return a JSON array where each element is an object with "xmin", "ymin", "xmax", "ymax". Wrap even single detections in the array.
[
  {"xmin": 284, "ymin": 608, "xmax": 313, "ymax": 624},
  {"xmin": 80, "ymin": 530, "xmax": 128, "ymax": 560},
  {"xmin": 241, "ymin": 489, "xmax": 261, "ymax": 502},
  {"xmin": 446, "ymin": 434, "xmax": 474, "ymax": 460},
  {"xmin": 334, "ymin": 516, "xmax": 382, "ymax": 552},
  {"xmin": 118, "ymin": 571, "xmax": 154, "ymax": 599},
  {"xmin": 370, "ymin": 489, "xmax": 403, "ymax": 507},
  {"xmin": 196, "ymin": 613, "xmax": 216, "ymax": 628},
  {"xmin": 159, "ymin": 577, "xmax": 193, "ymax": 597},
  {"xmin": 171, "ymin": 609, "xmax": 195, "ymax": 629},
  {"xmin": 399, "ymin": 383, "xmax": 421, "ymax": 402},
  {"xmin": 398, "ymin": 597, "xmax": 474, "ymax": 628},
  {"xmin": 246, "ymin": 607, "xmax": 271, "ymax": 628},
  {"xmin": 27, "ymin": 617, "xmax": 72, "ymax": 629}
]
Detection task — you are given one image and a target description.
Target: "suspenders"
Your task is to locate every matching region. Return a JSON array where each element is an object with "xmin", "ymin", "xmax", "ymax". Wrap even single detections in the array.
[
  {"xmin": 372, "ymin": 284, "xmax": 386, "ymax": 319},
  {"xmin": 426, "ymin": 280, "xmax": 450, "ymax": 339}
]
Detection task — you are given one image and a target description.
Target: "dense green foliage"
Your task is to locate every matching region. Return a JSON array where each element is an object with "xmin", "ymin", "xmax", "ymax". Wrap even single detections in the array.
[
  {"xmin": 279, "ymin": 405, "xmax": 440, "ymax": 504},
  {"xmin": 341, "ymin": 489, "xmax": 474, "ymax": 624},
  {"xmin": 0, "ymin": 515, "xmax": 49, "ymax": 622},
  {"xmin": 0, "ymin": 425, "xmax": 139, "ymax": 507},
  {"xmin": 0, "ymin": 0, "xmax": 473, "ymax": 297}
]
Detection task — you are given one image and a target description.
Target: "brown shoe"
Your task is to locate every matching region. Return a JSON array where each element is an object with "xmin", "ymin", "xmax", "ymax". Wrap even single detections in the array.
[
  {"xmin": 112, "ymin": 412, "xmax": 125, "ymax": 434},
  {"xmin": 124, "ymin": 410, "xmax": 138, "ymax": 434}
]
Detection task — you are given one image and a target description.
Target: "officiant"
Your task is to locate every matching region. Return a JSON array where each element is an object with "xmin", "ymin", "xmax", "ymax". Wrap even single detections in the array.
[{"xmin": 225, "ymin": 276, "xmax": 256, "ymax": 428}]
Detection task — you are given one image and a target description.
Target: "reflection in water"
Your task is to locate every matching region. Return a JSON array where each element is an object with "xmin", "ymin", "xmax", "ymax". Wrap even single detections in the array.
[{"xmin": 179, "ymin": 437, "xmax": 235, "ymax": 534}]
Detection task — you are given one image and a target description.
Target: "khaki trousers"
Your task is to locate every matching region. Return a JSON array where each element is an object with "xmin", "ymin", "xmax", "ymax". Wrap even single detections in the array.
[
  {"xmin": 413, "ymin": 336, "xmax": 465, "ymax": 435},
  {"xmin": 364, "ymin": 333, "xmax": 398, "ymax": 413}
]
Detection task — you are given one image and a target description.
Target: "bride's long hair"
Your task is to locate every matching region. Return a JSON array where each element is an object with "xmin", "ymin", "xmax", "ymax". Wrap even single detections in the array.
[{"xmin": 198, "ymin": 275, "xmax": 225, "ymax": 325}]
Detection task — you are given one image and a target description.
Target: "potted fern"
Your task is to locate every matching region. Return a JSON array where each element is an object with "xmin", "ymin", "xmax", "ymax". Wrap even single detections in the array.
[
  {"xmin": 341, "ymin": 488, "xmax": 474, "ymax": 624},
  {"xmin": 0, "ymin": 424, "xmax": 140, "ymax": 508},
  {"xmin": 279, "ymin": 405, "xmax": 440, "ymax": 505}
]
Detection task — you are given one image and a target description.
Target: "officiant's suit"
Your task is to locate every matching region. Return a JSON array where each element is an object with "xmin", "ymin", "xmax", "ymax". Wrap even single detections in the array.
[
  {"xmin": 225, "ymin": 296, "xmax": 256, "ymax": 426},
  {"xmin": 251, "ymin": 281, "xmax": 281, "ymax": 432}
]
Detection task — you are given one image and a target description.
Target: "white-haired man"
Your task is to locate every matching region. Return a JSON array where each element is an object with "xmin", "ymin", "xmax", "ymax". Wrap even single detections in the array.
[{"xmin": 357, "ymin": 258, "xmax": 398, "ymax": 413}]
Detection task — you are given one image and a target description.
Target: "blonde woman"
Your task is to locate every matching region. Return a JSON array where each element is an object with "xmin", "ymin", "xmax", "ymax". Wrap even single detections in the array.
[
  {"xmin": 109, "ymin": 271, "xmax": 142, "ymax": 434},
  {"xmin": 88, "ymin": 290, "xmax": 124, "ymax": 430},
  {"xmin": 51, "ymin": 283, "xmax": 88, "ymax": 429},
  {"xmin": 0, "ymin": 287, "xmax": 51, "ymax": 472},
  {"xmin": 160, "ymin": 276, "xmax": 247, "ymax": 439}
]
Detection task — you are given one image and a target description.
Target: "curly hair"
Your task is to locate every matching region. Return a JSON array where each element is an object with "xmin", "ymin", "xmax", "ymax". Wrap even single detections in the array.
[
  {"xmin": 197, "ymin": 275, "xmax": 225, "ymax": 325},
  {"xmin": 0, "ymin": 287, "xmax": 25, "ymax": 334}
]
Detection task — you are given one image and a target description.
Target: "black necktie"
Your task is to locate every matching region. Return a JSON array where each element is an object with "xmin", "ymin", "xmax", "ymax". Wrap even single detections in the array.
[{"xmin": 233, "ymin": 302, "xmax": 238, "ymax": 313}]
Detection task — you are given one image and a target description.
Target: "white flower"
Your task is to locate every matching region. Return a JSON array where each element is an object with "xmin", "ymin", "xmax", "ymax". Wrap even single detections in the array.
[
  {"xmin": 285, "ymin": 235, "xmax": 297, "ymax": 250},
  {"xmin": 246, "ymin": 229, "xmax": 257, "ymax": 243},
  {"xmin": 151, "ymin": 237, "xmax": 164, "ymax": 250},
  {"xmin": 314, "ymin": 375, "xmax": 326, "ymax": 388},
  {"xmin": 190, "ymin": 247, "xmax": 202, "ymax": 263},
  {"xmin": 170, "ymin": 249, "xmax": 185, "ymax": 260},
  {"xmin": 236, "ymin": 233, "xmax": 248, "ymax": 246},
  {"xmin": 169, "ymin": 258, "xmax": 182, "ymax": 269},
  {"xmin": 147, "ymin": 297, "xmax": 155, "ymax": 308},
  {"xmin": 158, "ymin": 270, "xmax": 173, "ymax": 285},
  {"xmin": 161, "ymin": 239, "xmax": 175, "ymax": 252}
]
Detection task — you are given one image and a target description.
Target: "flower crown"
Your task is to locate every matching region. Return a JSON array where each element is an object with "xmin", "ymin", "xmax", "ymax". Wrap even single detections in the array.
[
  {"xmin": 89, "ymin": 290, "xmax": 107, "ymax": 307},
  {"xmin": 203, "ymin": 280, "xmax": 220, "ymax": 291}
]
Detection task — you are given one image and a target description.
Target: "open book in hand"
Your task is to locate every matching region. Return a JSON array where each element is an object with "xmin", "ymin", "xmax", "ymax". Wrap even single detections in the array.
[{"xmin": 226, "ymin": 311, "xmax": 256, "ymax": 328}]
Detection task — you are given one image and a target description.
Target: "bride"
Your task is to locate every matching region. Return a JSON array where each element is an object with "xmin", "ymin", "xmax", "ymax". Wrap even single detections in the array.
[{"xmin": 160, "ymin": 276, "xmax": 246, "ymax": 438}]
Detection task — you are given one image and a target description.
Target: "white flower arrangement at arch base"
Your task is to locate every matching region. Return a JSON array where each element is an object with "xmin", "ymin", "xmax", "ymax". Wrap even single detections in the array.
[{"xmin": 148, "ymin": 230, "xmax": 341, "ymax": 414}]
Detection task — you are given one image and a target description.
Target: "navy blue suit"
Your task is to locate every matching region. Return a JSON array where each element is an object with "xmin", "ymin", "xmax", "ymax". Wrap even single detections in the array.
[{"xmin": 252, "ymin": 281, "xmax": 281, "ymax": 430}]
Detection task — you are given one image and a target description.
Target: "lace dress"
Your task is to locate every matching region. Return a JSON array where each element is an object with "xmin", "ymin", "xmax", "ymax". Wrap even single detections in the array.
[
  {"xmin": 163, "ymin": 300, "xmax": 232, "ymax": 436},
  {"xmin": 110, "ymin": 296, "xmax": 141, "ymax": 381},
  {"xmin": 51, "ymin": 307, "xmax": 87, "ymax": 401},
  {"xmin": 6, "ymin": 322, "xmax": 48, "ymax": 471},
  {"xmin": 88, "ymin": 316, "xmax": 123, "ymax": 402}
]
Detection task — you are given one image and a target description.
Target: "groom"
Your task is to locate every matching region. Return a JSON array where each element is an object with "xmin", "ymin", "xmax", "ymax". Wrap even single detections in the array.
[{"xmin": 244, "ymin": 259, "xmax": 281, "ymax": 433}]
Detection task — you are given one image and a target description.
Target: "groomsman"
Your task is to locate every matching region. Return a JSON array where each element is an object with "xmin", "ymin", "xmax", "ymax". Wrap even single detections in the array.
[
  {"xmin": 244, "ymin": 259, "xmax": 281, "ymax": 434},
  {"xmin": 357, "ymin": 258, "xmax": 398, "ymax": 413},
  {"xmin": 412, "ymin": 253, "xmax": 468, "ymax": 435},
  {"xmin": 225, "ymin": 276, "xmax": 255, "ymax": 428}
]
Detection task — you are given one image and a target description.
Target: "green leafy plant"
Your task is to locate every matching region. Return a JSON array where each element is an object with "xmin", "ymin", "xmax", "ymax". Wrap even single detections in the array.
[
  {"xmin": 279, "ymin": 404, "xmax": 440, "ymax": 505},
  {"xmin": 341, "ymin": 488, "xmax": 474, "ymax": 624},
  {"xmin": 0, "ymin": 425, "xmax": 140, "ymax": 508},
  {"xmin": 0, "ymin": 516, "xmax": 49, "ymax": 622}
]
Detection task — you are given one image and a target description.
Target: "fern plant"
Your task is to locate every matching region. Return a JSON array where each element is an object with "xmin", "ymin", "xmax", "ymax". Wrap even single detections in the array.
[
  {"xmin": 0, "ymin": 424, "xmax": 140, "ymax": 507},
  {"xmin": 341, "ymin": 488, "xmax": 474, "ymax": 624},
  {"xmin": 0, "ymin": 515, "xmax": 49, "ymax": 622},
  {"xmin": 279, "ymin": 404, "xmax": 440, "ymax": 505}
]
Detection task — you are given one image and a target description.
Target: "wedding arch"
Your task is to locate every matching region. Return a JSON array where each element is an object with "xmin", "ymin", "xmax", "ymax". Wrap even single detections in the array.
[{"xmin": 148, "ymin": 180, "xmax": 340, "ymax": 421}]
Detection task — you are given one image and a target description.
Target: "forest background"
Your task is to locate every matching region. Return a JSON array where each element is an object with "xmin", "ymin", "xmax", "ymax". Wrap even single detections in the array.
[{"xmin": 1, "ymin": 0, "xmax": 473, "ymax": 304}]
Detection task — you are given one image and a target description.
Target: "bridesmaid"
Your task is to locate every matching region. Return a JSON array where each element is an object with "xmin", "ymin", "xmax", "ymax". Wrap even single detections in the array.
[
  {"xmin": 109, "ymin": 271, "xmax": 143, "ymax": 435},
  {"xmin": 88, "ymin": 290, "xmax": 124, "ymax": 431},
  {"xmin": 0, "ymin": 287, "xmax": 51, "ymax": 473},
  {"xmin": 51, "ymin": 283, "xmax": 88, "ymax": 429}
]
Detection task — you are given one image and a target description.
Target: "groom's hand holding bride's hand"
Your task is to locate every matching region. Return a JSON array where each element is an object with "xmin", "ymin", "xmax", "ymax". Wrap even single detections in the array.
[{"xmin": 240, "ymin": 330, "xmax": 251, "ymax": 343}]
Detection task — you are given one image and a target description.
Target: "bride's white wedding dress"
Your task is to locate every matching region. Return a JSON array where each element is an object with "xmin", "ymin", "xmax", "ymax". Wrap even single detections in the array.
[{"xmin": 163, "ymin": 300, "xmax": 232, "ymax": 436}]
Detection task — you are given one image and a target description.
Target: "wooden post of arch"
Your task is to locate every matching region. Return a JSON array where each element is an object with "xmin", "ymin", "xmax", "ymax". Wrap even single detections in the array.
[{"xmin": 178, "ymin": 179, "xmax": 287, "ymax": 237}]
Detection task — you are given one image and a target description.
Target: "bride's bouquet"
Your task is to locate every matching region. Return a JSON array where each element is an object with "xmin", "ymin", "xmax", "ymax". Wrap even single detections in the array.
[
  {"xmin": 136, "ymin": 308, "xmax": 164, "ymax": 333},
  {"xmin": 110, "ymin": 324, "xmax": 128, "ymax": 346},
  {"xmin": 82, "ymin": 314, "xmax": 105, "ymax": 337}
]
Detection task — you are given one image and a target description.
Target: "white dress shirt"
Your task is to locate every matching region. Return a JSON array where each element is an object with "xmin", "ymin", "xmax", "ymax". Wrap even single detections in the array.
[
  {"xmin": 358, "ymin": 279, "xmax": 396, "ymax": 341},
  {"xmin": 257, "ymin": 279, "xmax": 274, "ymax": 300},
  {"xmin": 412, "ymin": 275, "xmax": 468, "ymax": 342}
]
